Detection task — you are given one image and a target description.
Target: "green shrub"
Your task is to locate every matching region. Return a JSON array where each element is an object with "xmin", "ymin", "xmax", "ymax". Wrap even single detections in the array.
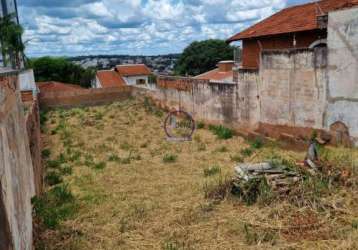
[
  {"xmin": 45, "ymin": 171, "xmax": 63, "ymax": 186},
  {"xmin": 196, "ymin": 121, "xmax": 205, "ymax": 129},
  {"xmin": 46, "ymin": 159, "xmax": 62, "ymax": 169},
  {"xmin": 84, "ymin": 154, "xmax": 94, "ymax": 167},
  {"xmin": 32, "ymin": 184, "xmax": 77, "ymax": 229},
  {"xmin": 250, "ymin": 137, "xmax": 264, "ymax": 149},
  {"xmin": 208, "ymin": 125, "xmax": 233, "ymax": 139},
  {"xmin": 108, "ymin": 154, "xmax": 121, "ymax": 162},
  {"xmin": 232, "ymin": 177, "xmax": 273, "ymax": 206},
  {"xmin": 94, "ymin": 161, "xmax": 106, "ymax": 170},
  {"xmin": 163, "ymin": 154, "xmax": 177, "ymax": 163},
  {"xmin": 67, "ymin": 150, "xmax": 82, "ymax": 162},
  {"xmin": 94, "ymin": 112, "xmax": 103, "ymax": 120},
  {"xmin": 240, "ymin": 148, "xmax": 253, "ymax": 157},
  {"xmin": 60, "ymin": 164, "xmax": 73, "ymax": 176},
  {"xmin": 41, "ymin": 148, "xmax": 51, "ymax": 159},
  {"xmin": 203, "ymin": 166, "xmax": 221, "ymax": 177}
]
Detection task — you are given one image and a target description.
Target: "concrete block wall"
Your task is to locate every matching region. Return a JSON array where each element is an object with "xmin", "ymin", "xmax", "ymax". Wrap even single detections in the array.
[
  {"xmin": 259, "ymin": 48, "xmax": 327, "ymax": 130},
  {"xmin": 237, "ymin": 69, "xmax": 260, "ymax": 126},
  {"xmin": 0, "ymin": 71, "xmax": 35, "ymax": 250},
  {"xmin": 152, "ymin": 77, "xmax": 239, "ymax": 126},
  {"xmin": 326, "ymin": 7, "xmax": 358, "ymax": 146}
]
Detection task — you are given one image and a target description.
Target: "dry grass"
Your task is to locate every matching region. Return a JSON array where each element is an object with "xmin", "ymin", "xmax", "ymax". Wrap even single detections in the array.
[{"xmin": 39, "ymin": 98, "xmax": 358, "ymax": 250}]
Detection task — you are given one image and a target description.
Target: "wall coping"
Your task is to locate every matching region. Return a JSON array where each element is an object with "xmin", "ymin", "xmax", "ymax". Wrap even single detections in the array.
[
  {"xmin": 261, "ymin": 48, "xmax": 317, "ymax": 55},
  {"xmin": 0, "ymin": 68, "xmax": 19, "ymax": 77}
]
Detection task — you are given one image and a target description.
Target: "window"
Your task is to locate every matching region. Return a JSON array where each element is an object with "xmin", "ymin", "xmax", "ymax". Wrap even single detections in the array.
[{"xmin": 136, "ymin": 79, "xmax": 146, "ymax": 85}]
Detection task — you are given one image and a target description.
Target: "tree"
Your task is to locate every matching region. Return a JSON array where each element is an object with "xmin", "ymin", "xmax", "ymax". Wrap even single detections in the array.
[
  {"xmin": 174, "ymin": 39, "xmax": 234, "ymax": 76},
  {"xmin": 0, "ymin": 14, "xmax": 25, "ymax": 69},
  {"xmin": 28, "ymin": 57, "xmax": 95, "ymax": 88}
]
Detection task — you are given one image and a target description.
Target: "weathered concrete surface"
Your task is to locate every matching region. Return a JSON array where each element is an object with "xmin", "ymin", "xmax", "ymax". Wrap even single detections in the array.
[
  {"xmin": 326, "ymin": 7, "xmax": 358, "ymax": 146},
  {"xmin": 152, "ymin": 77, "xmax": 240, "ymax": 126},
  {"xmin": 25, "ymin": 98, "xmax": 43, "ymax": 195},
  {"xmin": 259, "ymin": 48, "xmax": 327, "ymax": 130},
  {"xmin": 0, "ymin": 71, "xmax": 35, "ymax": 250},
  {"xmin": 237, "ymin": 69, "xmax": 260, "ymax": 126}
]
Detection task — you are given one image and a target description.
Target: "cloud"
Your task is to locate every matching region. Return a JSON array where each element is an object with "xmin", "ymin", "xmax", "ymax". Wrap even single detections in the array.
[{"xmin": 18, "ymin": 0, "xmax": 311, "ymax": 57}]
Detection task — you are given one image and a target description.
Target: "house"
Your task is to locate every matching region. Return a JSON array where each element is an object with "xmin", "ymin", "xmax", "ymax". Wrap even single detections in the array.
[
  {"xmin": 227, "ymin": 0, "xmax": 358, "ymax": 69},
  {"xmin": 194, "ymin": 61, "xmax": 234, "ymax": 83},
  {"xmin": 94, "ymin": 64, "xmax": 152, "ymax": 89},
  {"xmin": 115, "ymin": 64, "xmax": 152, "ymax": 86},
  {"xmin": 95, "ymin": 70, "xmax": 126, "ymax": 88}
]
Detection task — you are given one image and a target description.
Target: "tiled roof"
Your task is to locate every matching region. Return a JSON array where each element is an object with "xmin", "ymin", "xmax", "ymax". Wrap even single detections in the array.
[
  {"xmin": 96, "ymin": 70, "xmax": 126, "ymax": 88},
  {"xmin": 115, "ymin": 64, "xmax": 151, "ymax": 76},
  {"xmin": 227, "ymin": 0, "xmax": 358, "ymax": 42},
  {"xmin": 194, "ymin": 68, "xmax": 233, "ymax": 82},
  {"xmin": 37, "ymin": 82, "xmax": 84, "ymax": 92}
]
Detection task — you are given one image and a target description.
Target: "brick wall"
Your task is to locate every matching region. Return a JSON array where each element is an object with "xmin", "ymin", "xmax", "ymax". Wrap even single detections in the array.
[
  {"xmin": 21, "ymin": 90, "xmax": 33, "ymax": 103},
  {"xmin": 242, "ymin": 30, "xmax": 326, "ymax": 69},
  {"xmin": 39, "ymin": 86, "xmax": 133, "ymax": 109},
  {"xmin": 147, "ymin": 76, "xmax": 240, "ymax": 126},
  {"xmin": 157, "ymin": 76, "xmax": 208, "ymax": 91}
]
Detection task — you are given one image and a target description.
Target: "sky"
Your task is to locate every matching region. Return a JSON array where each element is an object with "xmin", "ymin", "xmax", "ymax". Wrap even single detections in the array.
[{"xmin": 18, "ymin": 0, "xmax": 313, "ymax": 57}]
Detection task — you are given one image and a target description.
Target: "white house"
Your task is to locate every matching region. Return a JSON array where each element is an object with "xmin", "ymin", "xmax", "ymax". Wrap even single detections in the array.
[{"xmin": 115, "ymin": 64, "xmax": 152, "ymax": 86}]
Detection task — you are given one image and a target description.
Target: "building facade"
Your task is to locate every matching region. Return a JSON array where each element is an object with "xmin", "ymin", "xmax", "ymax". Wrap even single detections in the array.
[{"xmin": 227, "ymin": 0, "xmax": 358, "ymax": 69}]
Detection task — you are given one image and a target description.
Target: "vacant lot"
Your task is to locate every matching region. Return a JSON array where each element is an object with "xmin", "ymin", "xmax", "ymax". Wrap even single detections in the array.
[{"xmin": 37, "ymin": 97, "xmax": 358, "ymax": 250}]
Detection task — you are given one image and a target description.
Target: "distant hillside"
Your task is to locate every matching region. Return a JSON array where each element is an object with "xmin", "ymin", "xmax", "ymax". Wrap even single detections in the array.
[{"xmin": 68, "ymin": 54, "xmax": 181, "ymax": 75}]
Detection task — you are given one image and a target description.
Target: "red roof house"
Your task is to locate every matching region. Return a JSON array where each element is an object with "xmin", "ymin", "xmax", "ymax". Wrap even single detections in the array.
[
  {"xmin": 195, "ymin": 61, "xmax": 234, "ymax": 83},
  {"xmin": 115, "ymin": 64, "xmax": 151, "ymax": 77},
  {"xmin": 227, "ymin": 0, "xmax": 358, "ymax": 69},
  {"xmin": 96, "ymin": 70, "xmax": 126, "ymax": 88}
]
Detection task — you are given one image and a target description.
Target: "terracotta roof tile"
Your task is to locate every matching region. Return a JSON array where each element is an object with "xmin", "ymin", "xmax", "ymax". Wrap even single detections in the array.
[
  {"xmin": 96, "ymin": 70, "xmax": 126, "ymax": 88},
  {"xmin": 195, "ymin": 68, "xmax": 233, "ymax": 82},
  {"xmin": 227, "ymin": 0, "xmax": 358, "ymax": 42},
  {"xmin": 115, "ymin": 64, "xmax": 151, "ymax": 76},
  {"xmin": 36, "ymin": 82, "xmax": 84, "ymax": 92}
]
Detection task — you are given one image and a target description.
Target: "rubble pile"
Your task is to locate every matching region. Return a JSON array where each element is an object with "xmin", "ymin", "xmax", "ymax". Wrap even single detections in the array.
[{"xmin": 233, "ymin": 162, "xmax": 301, "ymax": 194}]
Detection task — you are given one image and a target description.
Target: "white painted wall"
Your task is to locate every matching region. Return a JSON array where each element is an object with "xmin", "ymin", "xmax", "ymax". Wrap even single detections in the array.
[
  {"xmin": 94, "ymin": 76, "xmax": 102, "ymax": 88},
  {"xmin": 326, "ymin": 7, "xmax": 358, "ymax": 145},
  {"xmin": 19, "ymin": 69, "xmax": 37, "ymax": 94},
  {"xmin": 123, "ymin": 75, "xmax": 149, "ymax": 86}
]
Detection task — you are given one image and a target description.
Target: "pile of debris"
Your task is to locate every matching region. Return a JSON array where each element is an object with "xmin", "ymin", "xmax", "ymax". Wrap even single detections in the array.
[
  {"xmin": 233, "ymin": 139, "xmax": 326, "ymax": 196},
  {"xmin": 233, "ymin": 162, "xmax": 302, "ymax": 195}
]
